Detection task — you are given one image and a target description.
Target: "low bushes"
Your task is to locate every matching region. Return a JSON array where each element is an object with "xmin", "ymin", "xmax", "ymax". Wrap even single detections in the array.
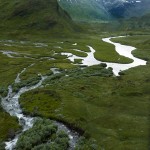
[
  {"xmin": 33, "ymin": 131, "xmax": 69, "ymax": 150},
  {"xmin": 42, "ymin": 64, "xmax": 113, "ymax": 87},
  {"xmin": 16, "ymin": 119, "xmax": 57, "ymax": 150},
  {"xmin": 12, "ymin": 76, "xmax": 41, "ymax": 93},
  {"xmin": 16, "ymin": 119, "xmax": 70, "ymax": 150},
  {"xmin": 66, "ymin": 64, "xmax": 113, "ymax": 78}
]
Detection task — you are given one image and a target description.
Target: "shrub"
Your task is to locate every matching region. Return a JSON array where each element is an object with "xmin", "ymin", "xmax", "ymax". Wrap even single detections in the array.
[
  {"xmin": 100, "ymin": 63, "xmax": 107, "ymax": 68},
  {"xmin": 12, "ymin": 76, "xmax": 41, "ymax": 93},
  {"xmin": 16, "ymin": 119, "xmax": 57, "ymax": 150},
  {"xmin": 119, "ymin": 71, "xmax": 125, "ymax": 75},
  {"xmin": 55, "ymin": 131, "xmax": 69, "ymax": 149},
  {"xmin": 16, "ymin": 119, "xmax": 70, "ymax": 150}
]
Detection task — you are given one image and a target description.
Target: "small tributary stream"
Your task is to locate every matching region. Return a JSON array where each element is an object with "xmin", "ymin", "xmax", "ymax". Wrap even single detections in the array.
[{"xmin": 1, "ymin": 68, "xmax": 78, "ymax": 150}]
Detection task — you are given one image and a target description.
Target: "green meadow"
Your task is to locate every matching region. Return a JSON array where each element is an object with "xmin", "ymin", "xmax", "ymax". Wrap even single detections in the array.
[
  {"xmin": 0, "ymin": 29, "xmax": 149, "ymax": 149},
  {"xmin": 16, "ymin": 34, "xmax": 150, "ymax": 149},
  {"xmin": 0, "ymin": 0, "xmax": 149, "ymax": 149}
]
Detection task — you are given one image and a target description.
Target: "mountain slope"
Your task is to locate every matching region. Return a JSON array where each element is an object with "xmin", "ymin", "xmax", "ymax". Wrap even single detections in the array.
[
  {"xmin": 58, "ymin": 0, "xmax": 150, "ymax": 21},
  {"xmin": 58, "ymin": 0, "xmax": 112, "ymax": 22},
  {"xmin": 0, "ymin": 0, "xmax": 76, "ymax": 31},
  {"xmin": 105, "ymin": 0, "xmax": 150, "ymax": 18}
]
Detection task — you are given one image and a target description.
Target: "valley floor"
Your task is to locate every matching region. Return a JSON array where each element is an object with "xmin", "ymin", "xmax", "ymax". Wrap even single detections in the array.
[{"xmin": 0, "ymin": 31, "xmax": 149, "ymax": 149}]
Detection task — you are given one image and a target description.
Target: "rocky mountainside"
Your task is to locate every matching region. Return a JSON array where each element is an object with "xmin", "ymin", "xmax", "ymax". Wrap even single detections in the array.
[
  {"xmin": 58, "ymin": 0, "xmax": 150, "ymax": 21},
  {"xmin": 105, "ymin": 0, "xmax": 150, "ymax": 18}
]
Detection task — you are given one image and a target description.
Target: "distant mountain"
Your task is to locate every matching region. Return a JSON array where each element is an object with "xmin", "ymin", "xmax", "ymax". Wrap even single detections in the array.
[
  {"xmin": 0, "ymin": 0, "xmax": 149, "ymax": 32},
  {"xmin": 120, "ymin": 13, "xmax": 150, "ymax": 30},
  {"xmin": 0, "ymin": 0, "xmax": 77, "ymax": 31},
  {"xmin": 58, "ymin": 0, "xmax": 112, "ymax": 22},
  {"xmin": 105, "ymin": 0, "xmax": 150, "ymax": 18},
  {"xmin": 58, "ymin": 0, "xmax": 150, "ymax": 21}
]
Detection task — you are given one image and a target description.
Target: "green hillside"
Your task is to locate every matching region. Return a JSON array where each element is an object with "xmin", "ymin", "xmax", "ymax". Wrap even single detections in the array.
[
  {"xmin": 0, "ymin": 0, "xmax": 77, "ymax": 32},
  {"xmin": 58, "ymin": 0, "xmax": 111, "ymax": 22}
]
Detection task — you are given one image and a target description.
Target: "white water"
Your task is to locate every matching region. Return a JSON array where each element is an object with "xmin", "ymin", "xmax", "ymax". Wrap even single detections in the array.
[
  {"xmin": 2, "ymin": 75, "xmax": 46, "ymax": 150},
  {"xmin": 62, "ymin": 36, "xmax": 147, "ymax": 76},
  {"xmin": 102, "ymin": 37, "xmax": 147, "ymax": 75},
  {"xmin": 1, "ymin": 68, "xmax": 78, "ymax": 150}
]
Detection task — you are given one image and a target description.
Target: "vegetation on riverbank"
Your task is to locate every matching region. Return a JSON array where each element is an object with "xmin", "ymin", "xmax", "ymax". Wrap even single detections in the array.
[
  {"xmin": 0, "ymin": 20, "xmax": 149, "ymax": 149},
  {"xmin": 19, "ymin": 35, "xmax": 150, "ymax": 149},
  {"xmin": 0, "ymin": 53, "xmax": 32, "ymax": 149},
  {"xmin": 16, "ymin": 118, "xmax": 99, "ymax": 150},
  {"xmin": 0, "ymin": 105, "xmax": 21, "ymax": 150},
  {"xmin": 16, "ymin": 119, "xmax": 70, "ymax": 150},
  {"xmin": 0, "ymin": 32, "xmax": 149, "ymax": 149}
]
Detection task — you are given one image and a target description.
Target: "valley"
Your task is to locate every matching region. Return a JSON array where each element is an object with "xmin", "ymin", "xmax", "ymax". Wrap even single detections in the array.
[
  {"xmin": 0, "ymin": 32, "xmax": 149, "ymax": 150},
  {"xmin": 0, "ymin": 0, "xmax": 149, "ymax": 150}
]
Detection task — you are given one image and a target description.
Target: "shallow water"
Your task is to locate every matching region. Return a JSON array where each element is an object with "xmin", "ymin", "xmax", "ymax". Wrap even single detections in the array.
[
  {"xmin": 62, "ymin": 36, "xmax": 147, "ymax": 75},
  {"xmin": 102, "ymin": 37, "xmax": 147, "ymax": 75},
  {"xmin": 1, "ymin": 68, "xmax": 78, "ymax": 150}
]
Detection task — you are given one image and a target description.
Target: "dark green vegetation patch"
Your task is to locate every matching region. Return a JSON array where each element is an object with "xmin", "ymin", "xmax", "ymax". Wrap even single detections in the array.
[
  {"xmin": 0, "ymin": 0, "xmax": 78, "ymax": 32},
  {"xmin": 16, "ymin": 119, "xmax": 70, "ymax": 150}
]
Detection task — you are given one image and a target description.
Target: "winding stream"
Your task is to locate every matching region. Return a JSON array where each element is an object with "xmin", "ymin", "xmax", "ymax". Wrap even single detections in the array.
[
  {"xmin": 102, "ymin": 37, "xmax": 147, "ymax": 75},
  {"xmin": 1, "ymin": 68, "xmax": 78, "ymax": 150},
  {"xmin": 62, "ymin": 36, "xmax": 147, "ymax": 75},
  {"xmin": 0, "ymin": 36, "xmax": 147, "ymax": 149}
]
